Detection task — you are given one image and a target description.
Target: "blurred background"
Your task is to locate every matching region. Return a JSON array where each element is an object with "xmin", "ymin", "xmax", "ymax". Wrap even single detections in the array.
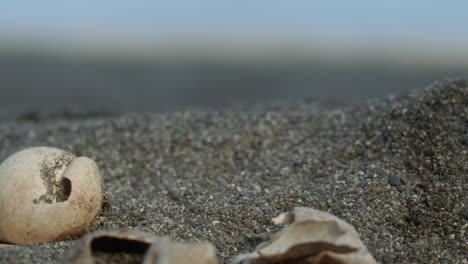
[{"xmin": 1, "ymin": 1, "xmax": 467, "ymax": 119}]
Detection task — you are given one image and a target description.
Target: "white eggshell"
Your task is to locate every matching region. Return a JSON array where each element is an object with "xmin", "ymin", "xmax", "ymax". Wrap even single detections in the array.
[
  {"xmin": 0, "ymin": 147, "xmax": 102, "ymax": 244},
  {"xmin": 233, "ymin": 207, "xmax": 377, "ymax": 264}
]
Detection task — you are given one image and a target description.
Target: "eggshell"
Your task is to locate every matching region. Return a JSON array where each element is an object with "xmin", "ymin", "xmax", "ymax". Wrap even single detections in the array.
[
  {"xmin": 143, "ymin": 237, "xmax": 218, "ymax": 264},
  {"xmin": 0, "ymin": 147, "xmax": 102, "ymax": 244},
  {"xmin": 234, "ymin": 207, "xmax": 377, "ymax": 264},
  {"xmin": 64, "ymin": 229, "xmax": 218, "ymax": 264},
  {"xmin": 64, "ymin": 229, "xmax": 158, "ymax": 264}
]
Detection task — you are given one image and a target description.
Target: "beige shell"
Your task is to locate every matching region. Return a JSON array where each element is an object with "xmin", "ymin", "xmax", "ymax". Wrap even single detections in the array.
[
  {"xmin": 64, "ymin": 229, "xmax": 218, "ymax": 264},
  {"xmin": 144, "ymin": 237, "xmax": 218, "ymax": 264},
  {"xmin": 0, "ymin": 147, "xmax": 102, "ymax": 244},
  {"xmin": 234, "ymin": 207, "xmax": 377, "ymax": 264},
  {"xmin": 64, "ymin": 229, "xmax": 158, "ymax": 264}
]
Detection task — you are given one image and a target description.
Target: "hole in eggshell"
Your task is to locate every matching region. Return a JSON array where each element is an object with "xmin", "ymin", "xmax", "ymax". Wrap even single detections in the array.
[
  {"xmin": 56, "ymin": 177, "xmax": 72, "ymax": 203},
  {"xmin": 90, "ymin": 236, "xmax": 150, "ymax": 263},
  {"xmin": 91, "ymin": 236, "xmax": 150, "ymax": 253}
]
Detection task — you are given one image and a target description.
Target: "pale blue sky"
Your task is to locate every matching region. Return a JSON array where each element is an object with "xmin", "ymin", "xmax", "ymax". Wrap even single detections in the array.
[{"xmin": 1, "ymin": 1, "xmax": 467, "ymax": 45}]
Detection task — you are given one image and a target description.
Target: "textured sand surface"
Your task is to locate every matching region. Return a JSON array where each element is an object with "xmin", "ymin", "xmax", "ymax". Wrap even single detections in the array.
[{"xmin": 0, "ymin": 80, "xmax": 466, "ymax": 263}]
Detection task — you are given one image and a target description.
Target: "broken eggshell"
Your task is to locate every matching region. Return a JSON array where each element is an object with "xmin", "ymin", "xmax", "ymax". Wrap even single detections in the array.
[
  {"xmin": 0, "ymin": 147, "xmax": 102, "ymax": 244},
  {"xmin": 234, "ymin": 207, "xmax": 376, "ymax": 264},
  {"xmin": 143, "ymin": 237, "xmax": 218, "ymax": 264},
  {"xmin": 0, "ymin": 243, "xmax": 12, "ymax": 248},
  {"xmin": 64, "ymin": 229, "xmax": 158, "ymax": 264},
  {"xmin": 64, "ymin": 229, "xmax": 219, "ymax": 264}
]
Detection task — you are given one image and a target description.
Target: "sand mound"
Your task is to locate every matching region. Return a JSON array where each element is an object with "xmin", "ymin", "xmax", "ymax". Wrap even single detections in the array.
[{"xmin": 0, "ymin": 80, "xmax": 466, "ymax": 263}]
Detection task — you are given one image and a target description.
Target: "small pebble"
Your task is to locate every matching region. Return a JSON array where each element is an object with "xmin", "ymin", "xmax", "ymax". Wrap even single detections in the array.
[
  {"xmin": 397, "ymin": 186, "xmax": 406, "ymax": 192},
  {"xmin": 388, "ymin": 175, "xmax": 402, "ymax": 186},
  {"xmin": 242, "ymin": 219, "xmax": 252, "ymax": 227},
  {"xmin": 209, "ymin": 209, "xmax": 219, "ymax": 215}
]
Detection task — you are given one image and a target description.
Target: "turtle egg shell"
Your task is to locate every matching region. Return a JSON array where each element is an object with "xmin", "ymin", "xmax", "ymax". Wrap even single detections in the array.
[{"xmin": 0, "ymin": 147, "xmax": 102, "ymax": 244}]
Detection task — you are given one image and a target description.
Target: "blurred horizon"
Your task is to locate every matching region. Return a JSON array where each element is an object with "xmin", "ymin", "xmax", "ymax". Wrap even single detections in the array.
[
  {"xmin": 2, "ymin": 1, "xmax": 468, "ymax": 63},
  {"xmin": 1, "ymin": 1, "xmax": 467, "ymax": 119},
  {"xmin": 2, "ymin": 2, "xmax": 468, "ymax": 38}
]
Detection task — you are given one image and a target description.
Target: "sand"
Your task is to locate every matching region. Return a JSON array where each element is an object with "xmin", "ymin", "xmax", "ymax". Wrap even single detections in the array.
[{"xmin": 0, "ymin": 80, "xmax": 466, "ymax": 263}]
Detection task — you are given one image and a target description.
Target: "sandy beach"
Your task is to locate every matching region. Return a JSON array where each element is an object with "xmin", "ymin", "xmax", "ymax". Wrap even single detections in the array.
[{"xmin": 0, "ymin": 80, "xmax": 466, "ymax": 263}]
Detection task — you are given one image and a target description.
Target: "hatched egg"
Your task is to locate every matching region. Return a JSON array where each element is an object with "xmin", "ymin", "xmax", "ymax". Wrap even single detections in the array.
[{"xmin": 0, "ymin": 147, "xmax": 102, "ymax": 244}]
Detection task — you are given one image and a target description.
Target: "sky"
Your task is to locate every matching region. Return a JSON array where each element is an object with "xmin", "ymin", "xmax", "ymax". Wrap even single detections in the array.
[{"xmin": 1, "ymin": 1, "xmax": 468, "ymax": 48}]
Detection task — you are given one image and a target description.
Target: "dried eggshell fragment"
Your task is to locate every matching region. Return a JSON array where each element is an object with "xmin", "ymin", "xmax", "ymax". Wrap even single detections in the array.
[
  {"xmin": 64, "ymin": 229, "xmax": 219, "ymax": 264},
  {"xmin": 234, "ymin": 207, "xmax": 376, "ymax": 264},
  {"xmin": 0, "ymin": 147, "xmax": 102, "ymax": 244},
  {"xmin": 143, "ymin": 237, "xmax": 218, "ymax": 264},
  {"xmin": 64, "ymin": 229, "xmax": 158, "ymax": 264}
]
